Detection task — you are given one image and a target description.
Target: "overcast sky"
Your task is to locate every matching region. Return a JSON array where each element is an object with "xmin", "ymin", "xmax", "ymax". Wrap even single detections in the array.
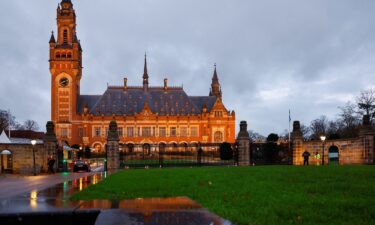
[{"xmin": 1, "ymin": 0, "xmax": 375, "ymax": 136}]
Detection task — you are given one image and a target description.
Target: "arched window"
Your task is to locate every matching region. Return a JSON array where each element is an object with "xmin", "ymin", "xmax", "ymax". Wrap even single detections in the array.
[
  {"xmin": 63, "ymin": 29, "xmax": 68, "ymax": 44},
  {"xmin": 67, "ymin": 52, "xmax": 72, "ymax": 58},
  {"xmin": 214, "ymin": 131, "xmax": 223, "ymax": 143},
  {"xmin": 56, "ymin": 52, "xmax": 61, "ymax": 58}
]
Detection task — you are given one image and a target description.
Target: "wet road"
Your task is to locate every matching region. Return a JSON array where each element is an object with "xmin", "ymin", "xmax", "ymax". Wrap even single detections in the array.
[{"xmin": 0, "ymin": 172, "xmax": 108, "ymax": 213}]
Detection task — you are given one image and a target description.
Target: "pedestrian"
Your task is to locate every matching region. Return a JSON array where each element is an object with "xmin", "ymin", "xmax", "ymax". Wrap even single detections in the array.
[
  {"xmin": 314, "ymin": 152, "xmax": 321, "ymax": 166},
  {"xmin": 47, "ymin": 156, "xmax": 56, "ymax": 174},
  {"xmin": 302, "ymin": 150, "xmax": 311, "ymax": 166}
]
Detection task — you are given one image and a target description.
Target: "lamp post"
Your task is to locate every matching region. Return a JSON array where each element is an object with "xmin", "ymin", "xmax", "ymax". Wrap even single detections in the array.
[
  {"xmin": 320, "ymin": 135, "xmax": 326, "ymax": 166},
  {"xmin": 31, "ymin": 140, "xmax": 37, "ymax": 176}
]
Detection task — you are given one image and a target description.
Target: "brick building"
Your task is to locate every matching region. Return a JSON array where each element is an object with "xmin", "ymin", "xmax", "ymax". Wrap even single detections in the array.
[{"xmin": 49, "ymin": 0, "xmax": 236, "ymax": 152}]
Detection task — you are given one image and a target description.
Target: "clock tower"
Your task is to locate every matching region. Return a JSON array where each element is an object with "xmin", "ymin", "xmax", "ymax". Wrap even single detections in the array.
[{"xmin": 49, "ymin": 0, "xmax": 82, "ymax": 142}]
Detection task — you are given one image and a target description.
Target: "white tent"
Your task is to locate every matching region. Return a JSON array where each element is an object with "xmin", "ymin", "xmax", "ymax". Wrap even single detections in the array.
[{"xmin": 0, "ymin": 130, "xmax": 11, "ymax": 144}]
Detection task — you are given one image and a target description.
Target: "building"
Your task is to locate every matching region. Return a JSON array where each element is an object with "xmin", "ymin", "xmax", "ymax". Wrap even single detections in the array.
[{"xmin": 49, "ymin": 0, "xmax": 236, "ymax": 152}]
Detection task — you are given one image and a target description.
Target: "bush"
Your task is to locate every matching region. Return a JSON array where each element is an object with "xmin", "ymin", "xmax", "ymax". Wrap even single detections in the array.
[{"xmin": 220, "ymin": 142, "xmax": 233, "ymax": 160}]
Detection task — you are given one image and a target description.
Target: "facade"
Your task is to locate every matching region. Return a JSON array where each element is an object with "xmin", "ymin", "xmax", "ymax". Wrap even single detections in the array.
[{"xmin": 50, "ymin": 0, "xmax": 236, "ymax": 152}]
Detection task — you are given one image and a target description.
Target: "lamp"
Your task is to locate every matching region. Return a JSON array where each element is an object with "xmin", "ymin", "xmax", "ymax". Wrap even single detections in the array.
[
  {"xmin": 320, "ymin": 135, "xmax": 326, "ymax": 165},
  {"xmin": 31, "ymin": 140, "xmax": 37, "ymax": 176}
]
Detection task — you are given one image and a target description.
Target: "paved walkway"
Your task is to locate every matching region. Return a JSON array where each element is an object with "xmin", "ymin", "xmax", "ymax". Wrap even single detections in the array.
[{"xmin": 0, "ymin": 172, "xmax": 96, "ymax": 199}]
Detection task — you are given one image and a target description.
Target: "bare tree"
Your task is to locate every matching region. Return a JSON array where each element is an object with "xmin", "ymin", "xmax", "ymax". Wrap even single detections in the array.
[
  {"xmin": 300, "ymin": 124, "xmax": 311, "ymax": 140},
  {"xmin": 310, "ymin": 115, "xmax": 329, "ymax": 140},
  {"xmin": 356, "ymin": 88, "xmax": 375, "ymax": 122},
  {"xmin": 248, "ymin": 130, "xmax": 265, "ymax": 142},
  {"xmin": 0, "ymin": 109, "xmax": 16, "ymax": 132},
  {"xmin": 23, "ymin": 120, "xmax": 39, "ymax": 131}
]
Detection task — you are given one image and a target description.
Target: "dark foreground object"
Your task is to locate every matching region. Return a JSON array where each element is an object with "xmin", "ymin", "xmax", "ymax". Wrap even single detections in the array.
[{"xmin": 0, "ymin": 197, "xmax": 232, "ymax": 225}]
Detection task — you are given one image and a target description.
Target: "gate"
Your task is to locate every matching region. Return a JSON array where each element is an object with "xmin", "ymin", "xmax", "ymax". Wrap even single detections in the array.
[{"xmin": 120, "ymin": 143, "xmax": 237, "ymax": 168}]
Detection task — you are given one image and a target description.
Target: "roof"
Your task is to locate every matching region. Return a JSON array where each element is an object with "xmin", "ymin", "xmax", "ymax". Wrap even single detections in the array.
[
  {"xmin": 77, "ymin": 86, "xmax": 217, "ymax": 116},
  {"xmin": 0, "ymin": 131, "xmax": 11, "ymax": 144}
]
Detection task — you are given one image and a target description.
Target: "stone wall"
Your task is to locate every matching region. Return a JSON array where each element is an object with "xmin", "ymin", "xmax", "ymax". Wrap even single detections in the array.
[
  {"xmin": 291, "ymin": 120, "xmax": 374, "ymax": 166},
  {"xmin": 0, "ymin": 144, "xmax": 48, "ymax": 174}
]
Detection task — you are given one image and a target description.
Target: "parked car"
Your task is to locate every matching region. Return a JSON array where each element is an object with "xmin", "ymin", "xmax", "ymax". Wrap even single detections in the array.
[{"xmin": 73, "ymin": 160, "xmax": 91, "ymax": 172}]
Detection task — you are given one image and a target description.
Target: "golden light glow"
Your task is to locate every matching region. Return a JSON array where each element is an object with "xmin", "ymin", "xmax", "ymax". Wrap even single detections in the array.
[
  {"xmin": 30, "ymin": 190, "xmax": 38, "ymax": 209},
  {"xmin": 79, "ymin": 178, "xmax": 83, "ymax": 191}
]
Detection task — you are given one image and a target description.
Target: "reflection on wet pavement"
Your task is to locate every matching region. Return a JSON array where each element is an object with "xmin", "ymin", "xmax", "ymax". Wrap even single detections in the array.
[
  {"xmin": 0, "ymin": 171, "xmax": 233, "ymax": 225},
  {"xmin": 0, "ymin": 172, "xmax": 107, "ymax": 213}
]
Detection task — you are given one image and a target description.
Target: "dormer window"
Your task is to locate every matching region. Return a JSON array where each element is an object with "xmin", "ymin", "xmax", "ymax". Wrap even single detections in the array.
[{"xmin": 214, "ymin": 111, "xmax": 223, "ymax": 117}]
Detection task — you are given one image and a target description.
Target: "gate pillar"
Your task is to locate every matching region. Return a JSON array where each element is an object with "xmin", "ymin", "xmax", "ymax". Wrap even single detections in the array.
[
  {"xmin": 106, "ymin": 120, "xmax": 120, "ymax": 170},
  {"xmin": 359, "ymin": 115, "xmax": 375, "ymax": 164},
  {"xmin": 291, "ymin": 121, "xmax": 304, "ymax": 165},
  {"xmin": 43, "ymin": 121, "xmax": 58, "ymax": 172},
  {"xmin": 236, "ymin": 121, "xmax": 251, "ymax": 166}
]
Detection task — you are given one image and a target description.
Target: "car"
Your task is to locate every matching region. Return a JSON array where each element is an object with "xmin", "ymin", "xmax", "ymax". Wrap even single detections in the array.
[{"xmin": 73, "ymin": 160, "xmax": 91, "ymax": 172}]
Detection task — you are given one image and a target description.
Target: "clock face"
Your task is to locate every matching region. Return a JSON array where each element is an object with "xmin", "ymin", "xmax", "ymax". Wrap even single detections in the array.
[{"xmin": 59, "ymin": 77, "xmax": 69, "ymax": 87}]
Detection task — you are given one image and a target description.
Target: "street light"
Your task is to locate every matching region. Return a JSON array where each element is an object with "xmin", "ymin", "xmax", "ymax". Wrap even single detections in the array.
[
  {"xmin": 320, "ymin": 135, "xmax": 326, "ymax": 166},
  {"xmin": 31, "ymin": 140, "xmax": 37, "ymax": 176}
]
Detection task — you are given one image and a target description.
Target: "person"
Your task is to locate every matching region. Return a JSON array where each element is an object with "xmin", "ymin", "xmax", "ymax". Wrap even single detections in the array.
[
  {"xmin": 302, "ymin": 150, "xmax": 311, "ymax": 166},
  {"xmin": 314, "ymin": 152, "xmax": 321, "ymax": 166},
  {"xmin": 47, "ymin": 156, "xmax": 56, "ymax": 174}
]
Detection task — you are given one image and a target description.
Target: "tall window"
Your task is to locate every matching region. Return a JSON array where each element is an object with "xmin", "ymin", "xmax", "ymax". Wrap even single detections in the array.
[
  {"xmin": 190, "ymin": 127, "xmax": 198, "ymax": 137},
  {"xmin": 127, "ymin": 127, "xmax": 134, "ymax": 137},
  {"xmin": 159, "ymin": 127, "xmax": 166, "ymax": 137},
  {"xmin": 214, "ymin": 131, "xmax": 223, "ymax": 143},
  {"xmin": 117, "ymin": 127, "xmax": 123, "ymax": 137},
  {"xmin": 61, "ymin": 128, "xmax": 68, "ymax": 138},
  {"xmin": 78, "ymin": 128, "xmax": 84, "ymax": 137},
  {"xmin": 94, "ymin": 127, "xmax": 101, "ymax": 137},
  {"xmin": 170, "ymin": 127, "xmax": 177, "ymax": 137},
  {"xmin": 63, "ymin": 29, "xmax": 68, "ymax": 44},
  {"xmin": 180, "ymin": 127, "xmax": 188, "ymax": 137},
  {"xmin": 142, "ymin": 127, "xmax": 152, "ymax": 137},
  {"xmin": 105, "ymin": 128, "xmax": 109, "ymax": 137}
]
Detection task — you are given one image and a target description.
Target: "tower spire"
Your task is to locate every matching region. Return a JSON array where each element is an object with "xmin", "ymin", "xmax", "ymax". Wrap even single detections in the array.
[
  {"xmin": 209, "ymin": 63, "xmax": 222, "ymax": 98},
  {"xmin": 49, "ymin": 31, "xmax": 56, "ymax": 43},
  {"xmin": 143, "ymin": 53, "xmax": 149, "ymax": 92}
]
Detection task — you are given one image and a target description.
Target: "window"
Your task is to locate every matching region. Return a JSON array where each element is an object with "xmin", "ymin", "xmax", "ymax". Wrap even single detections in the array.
[
  {"xmin": 170, "ymin": 127, "xmax": 177, "ymax": 137},
  {"xmin": 214, "ymin": 131, "xmax": 223, "ymax": 143},
  {"xmin": 94, "ymin": 127, "xmax": 101, "ymax": 137},
  {"xmin": 190, "ymin": 127, "xmax": 198, "ymax": 137},
  {"xmin": 61, "ymin": 128, "xmax": 68, "ymax": 138},
  {"xmin": 105, "ymin": 128, "xmax": 108, "ymax": 137},
  {"xmin": 142, "ymin": 127, "xmax": 152, "ymax": 137},
  {"xmin": 78, "ymin": 128, "xmax": 84, "ymax": 137},
  {"xmin": 180, "ymin": 127, "xmax": 188, "ymax": 137},
  {"xmin": 63, "ymin": 29, "xmax": 68, "ymax": 44},
  {"xmin": 159, "ymin": 127, "xmax": 166, "ymax": 137},
  {"xmin": 118, "ymin": 127, "xmax": 123, "ymax": 137},
  {"xmin": 214, "ymin": 111, "xmax": 223, "ymax": 117},
  {"xmin": 127, "ymin": 127, "xmax": 134, "ymax": 137}
]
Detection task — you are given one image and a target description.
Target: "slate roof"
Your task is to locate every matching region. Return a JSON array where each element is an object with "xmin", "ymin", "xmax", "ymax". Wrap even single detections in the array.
[{"xmin": 77, "ymin": 86, "xmax": 217, "ymax": 116}]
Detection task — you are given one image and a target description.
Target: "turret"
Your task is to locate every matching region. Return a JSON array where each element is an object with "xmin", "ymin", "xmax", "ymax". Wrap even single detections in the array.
[{"xmin": 209, "ymin": 64, "xmax": 222, "ymax": 98}]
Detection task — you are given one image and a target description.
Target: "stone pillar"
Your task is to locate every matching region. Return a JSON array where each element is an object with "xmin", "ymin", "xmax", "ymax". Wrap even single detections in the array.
[
  {"xmin": 107, "ymin": 120, "xmax": 120, "ymax": 170},
  {"xmin": 291, "ymin": 121, "xmax": 304, "ymax": 165},
  {"xmin": 359, "ymin": 115, "xmax": 375, "ymax": 164},
  {"xmin": 236, "ymin": 121, "xmax": 250, "ymax": 166},
  {"xmin": 43, "ymin": 121, "xmax": 58, "ymax": 171}
]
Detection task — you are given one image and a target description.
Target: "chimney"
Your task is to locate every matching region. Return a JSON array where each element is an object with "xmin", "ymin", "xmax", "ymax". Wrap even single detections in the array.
[
  {"xmin": 124, "ymin": 78, "xmax": 127, "ymax": 92},
  {"xmin": 164, "ymin": 78, "xmax": 168, "ymax": 93}
]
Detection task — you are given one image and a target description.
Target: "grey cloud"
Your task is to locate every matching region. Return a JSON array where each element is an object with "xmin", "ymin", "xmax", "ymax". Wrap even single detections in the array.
[{"xmin": 0, "ymin": 0, "xmax": 375, "ymax": 136}]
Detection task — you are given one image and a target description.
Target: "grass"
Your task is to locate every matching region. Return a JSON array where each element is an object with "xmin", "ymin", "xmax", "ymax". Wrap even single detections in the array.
[{"xmin": 72, "ymin": 165, "xmax": 375, "ymax": 225}]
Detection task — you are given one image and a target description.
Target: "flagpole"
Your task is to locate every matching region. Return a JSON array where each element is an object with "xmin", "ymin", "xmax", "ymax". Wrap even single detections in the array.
[
  {"xmin": 288, "ymin": 109, "xmax": 291, "ymax": 163},
  {"xmin": 8, "ymin": 109, "xmax": 11, "ymax": 138}
]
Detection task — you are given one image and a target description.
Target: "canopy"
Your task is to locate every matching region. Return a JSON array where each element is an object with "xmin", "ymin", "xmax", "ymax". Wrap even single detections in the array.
[{"xmin": 0, "ymin": 150, "xmax": 12, "ymax": 155}]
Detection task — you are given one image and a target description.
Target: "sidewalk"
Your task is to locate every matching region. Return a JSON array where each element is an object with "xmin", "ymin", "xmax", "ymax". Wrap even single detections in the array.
[{"xmin": 0, "ymin": 172, "xmax": 97, "ymax": 199}]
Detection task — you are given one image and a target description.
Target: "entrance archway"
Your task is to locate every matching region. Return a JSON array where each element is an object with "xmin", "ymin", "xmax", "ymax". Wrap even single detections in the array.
[
  {"xmin": 328, "ymin": 145, "xmax": 339, "ymax": 165},
  {"xmin": 1, "ymin": 150, "xmax": 13, "ymax": 173}
]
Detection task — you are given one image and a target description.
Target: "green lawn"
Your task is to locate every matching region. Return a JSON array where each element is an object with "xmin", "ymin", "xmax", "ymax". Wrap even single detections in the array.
[{"xmin": 72, "ymin": 166, "xmax": 375, "ymax": 225}]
